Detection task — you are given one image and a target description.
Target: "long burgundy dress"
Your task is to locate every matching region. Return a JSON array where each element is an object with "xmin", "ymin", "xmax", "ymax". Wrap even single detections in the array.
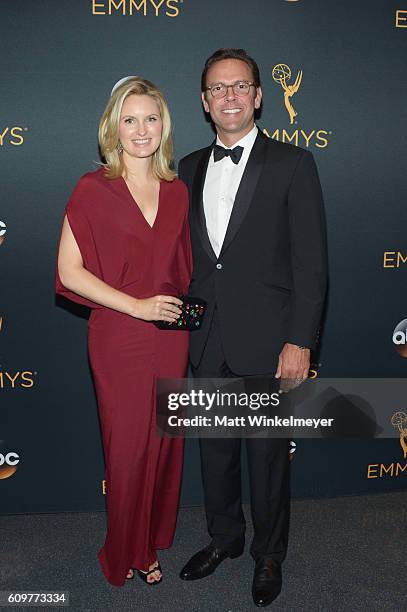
[{"xmin": 56, "ymin": 167, "xmax": 192, "ymax": 586}]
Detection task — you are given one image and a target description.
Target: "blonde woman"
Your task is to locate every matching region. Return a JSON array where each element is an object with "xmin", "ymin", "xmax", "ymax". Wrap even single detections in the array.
[{"xmin": 56, "ymin": 77, "xmax": 192, "ymax": 586}]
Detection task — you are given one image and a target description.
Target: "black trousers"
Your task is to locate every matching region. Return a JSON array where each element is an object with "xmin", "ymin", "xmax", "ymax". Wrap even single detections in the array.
[{"xmin": 192, "ymin": 309, "xmax": 290, "ymax": 563}]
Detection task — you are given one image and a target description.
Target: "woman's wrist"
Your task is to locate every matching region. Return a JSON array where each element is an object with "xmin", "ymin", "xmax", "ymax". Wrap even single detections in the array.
[{"xmin": 126, "ymin": 296, "xmax": 140, "ymax": 318}]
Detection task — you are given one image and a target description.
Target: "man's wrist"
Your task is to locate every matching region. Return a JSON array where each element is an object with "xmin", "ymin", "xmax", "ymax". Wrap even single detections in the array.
[{"xmin": 285, "ymin": 342, "xmax": 310, "ymax": 351}]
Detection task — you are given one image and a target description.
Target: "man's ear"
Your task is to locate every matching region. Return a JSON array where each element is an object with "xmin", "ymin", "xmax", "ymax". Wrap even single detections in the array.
[
  {"xmin": 254, "ymin": 86, "xmax": 263, "ymax": 110},
  {"xmin": 201, "ymin": 92, "xmax": 210, "ymax": 113}
]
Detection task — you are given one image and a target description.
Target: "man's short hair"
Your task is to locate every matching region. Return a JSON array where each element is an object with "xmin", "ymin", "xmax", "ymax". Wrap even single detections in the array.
[{"xmin": 201, "ymin": 48, "xmax": 261, "ymax": 92}]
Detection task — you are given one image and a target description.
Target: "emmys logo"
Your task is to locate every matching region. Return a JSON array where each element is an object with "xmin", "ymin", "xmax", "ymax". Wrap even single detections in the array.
[
  {"xmin": 0, "ymin": 220, "xmax": 6, "ymax": 246},
  {"xmin": 91, "ymin": 0, "xmax": 183, "ymax": 17},
  {"xmin": 0, "ymin": 127, "xmax": 26, "ymax": 146},
  {"xmin": 0, "ymin": 451, "xmax": 20, "ymax": 480},
  {"xmin": 396, "ymin": 10, "xmax": 407, "ymax": 27},
  {"xmin": 0, "ymin": 371, "xmax": 35, "ymax": 389},
  {"xmin": 102, "ymin": 479, "xmax": 106, "ymax": 494},
  {"xmin": 272, "ymin": 64, "xmax": 302, "ymax": 125},
  {"xmin": 266, "ymin": 63, "xmax": 331, "ymax": 148},
  {"xmin": 392, "ymin": 319, "xmax": 407, "ymax": 357},
  {"xmin": 383, "ymin": 251, "xmax": 407, "ymax": 268},
  {"xmin": 391, "ymin": 411, "xmax": 407, "ymax": 459},
  {"xmin": 289, "ymin": 440, "xmax": 296, "ymax": 461},
  {"xmin": 366, "ymin": 412, "xmax": 407, "ymax": 479}
]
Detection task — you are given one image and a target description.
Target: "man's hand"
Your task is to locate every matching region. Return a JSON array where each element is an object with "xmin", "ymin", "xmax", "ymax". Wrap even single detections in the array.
[{"xmin": 275, "ymin": 343, "xmax": 311, "ymax": 393}]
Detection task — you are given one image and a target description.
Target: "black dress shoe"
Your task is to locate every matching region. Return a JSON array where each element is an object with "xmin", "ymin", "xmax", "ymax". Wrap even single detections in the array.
[
  {"xmin": 179, "ymin": 545, "xmax": 243, "ymax": 581},
  {"xmin": 252, "ymin": 558, "xmax": 282, "ymax": 607}
]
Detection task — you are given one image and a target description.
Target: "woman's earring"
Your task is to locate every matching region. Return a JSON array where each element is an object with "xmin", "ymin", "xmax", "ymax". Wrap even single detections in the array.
[{"xmin": 117, "ymin": 142, "xmax": 123, "ymax": 153}]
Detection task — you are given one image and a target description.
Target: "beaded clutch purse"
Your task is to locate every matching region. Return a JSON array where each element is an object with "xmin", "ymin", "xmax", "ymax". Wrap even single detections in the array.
[{"xmin": 154, "ymin": 296, "xmax": 207, "ymax": 331}]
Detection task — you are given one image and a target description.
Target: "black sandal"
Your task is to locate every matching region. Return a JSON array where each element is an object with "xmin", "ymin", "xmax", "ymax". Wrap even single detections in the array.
[{"xmin": 136, "ymin": 561, "xmax": 162, "ymax": 585}]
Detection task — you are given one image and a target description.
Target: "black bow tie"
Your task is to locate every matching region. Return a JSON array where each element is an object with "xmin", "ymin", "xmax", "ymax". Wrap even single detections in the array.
[{"xmin": 213, "ymin": 144, "xmax": 244, "ymax": 165}]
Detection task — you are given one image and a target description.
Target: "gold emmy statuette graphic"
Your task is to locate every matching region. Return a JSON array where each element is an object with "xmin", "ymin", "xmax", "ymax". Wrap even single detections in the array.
[
  {"xmin": 272, "ymin": 64, "xmax": 303, "ymax": 125},
  {"xmin": 391, "ymin": 411, "xmax": 407, "ymax": 459}
]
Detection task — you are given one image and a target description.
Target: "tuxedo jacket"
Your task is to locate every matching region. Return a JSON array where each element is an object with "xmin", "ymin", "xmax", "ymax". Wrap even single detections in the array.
[{"xmin": 178, "ymin": 130, "xmax": 328, "ymax": 375}]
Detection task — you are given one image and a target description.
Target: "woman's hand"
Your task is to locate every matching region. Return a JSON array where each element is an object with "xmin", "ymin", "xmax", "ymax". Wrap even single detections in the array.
[{"xmin": 132, "ymin": 295, "xmax": 183, "ymax": 323}]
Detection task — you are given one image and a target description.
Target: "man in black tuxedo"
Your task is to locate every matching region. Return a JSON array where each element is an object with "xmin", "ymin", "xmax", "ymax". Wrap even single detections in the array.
[{"xmin": 178, "ymin": 48, "xmax": 327, "ymax": 607}]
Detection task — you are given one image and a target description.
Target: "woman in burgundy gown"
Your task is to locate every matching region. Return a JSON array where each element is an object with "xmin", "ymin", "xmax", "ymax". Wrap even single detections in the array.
[{"xmin": 56, "ymin": 77, "xmax": 192, "ymax": 586}]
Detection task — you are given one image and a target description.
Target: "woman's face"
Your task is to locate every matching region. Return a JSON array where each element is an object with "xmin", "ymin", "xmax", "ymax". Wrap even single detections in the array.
[{"xmin": 118, "ymin": 94, "xmax": 163, "ymax": 161}]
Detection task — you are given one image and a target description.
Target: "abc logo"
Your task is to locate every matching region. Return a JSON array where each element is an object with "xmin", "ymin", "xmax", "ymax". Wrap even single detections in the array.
[
  {"xmin": 392, "ymin": 319, "xmax": 407, "ymax": 358},
  {"xmin": 0, "ymin": 452, "xmax": 19, "ymax": 479},
  {"xmin": 0, "ymin": 220, "xmax": 6, "ymax": 246},
  {"xmin": 289, "ymin": 440, "xmax": 296, "ymax": 461}
]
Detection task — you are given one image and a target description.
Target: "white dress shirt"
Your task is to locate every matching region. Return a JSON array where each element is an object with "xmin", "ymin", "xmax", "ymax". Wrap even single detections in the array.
[{"xmin": 203, "ymin": 125, "xmax": 258, "ymax": 258}]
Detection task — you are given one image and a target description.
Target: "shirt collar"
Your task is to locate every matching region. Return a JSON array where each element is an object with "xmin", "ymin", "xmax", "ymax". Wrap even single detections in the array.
[{"xmin": 215, "ymin": 124, "xmax": 258, "ymax": 151}]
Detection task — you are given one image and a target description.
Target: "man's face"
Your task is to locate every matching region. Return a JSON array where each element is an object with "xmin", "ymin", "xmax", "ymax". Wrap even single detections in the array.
[{"xmin": 202, "ymin": 58, "xmax": 262, "ymax": 143}]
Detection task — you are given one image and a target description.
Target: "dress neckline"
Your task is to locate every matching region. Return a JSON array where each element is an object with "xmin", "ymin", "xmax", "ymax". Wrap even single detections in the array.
[{"xmin": 120, "ymin": 176, "xmax": 162, "ymax": 230}]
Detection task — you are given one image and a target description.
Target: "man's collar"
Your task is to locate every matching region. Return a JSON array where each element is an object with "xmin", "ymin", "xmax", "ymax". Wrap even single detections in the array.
[{"xmin": 215, "ymin": 124, "xmax": 258, "ymax": 150}]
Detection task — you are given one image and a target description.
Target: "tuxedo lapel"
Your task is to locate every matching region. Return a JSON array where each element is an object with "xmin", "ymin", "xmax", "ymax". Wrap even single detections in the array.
[
  {"xmin": 191, "ymin": 144, "xmax": 217, "ymax": 262},
  {"xmin": 219, "ymin": 131, "xmax": 267, "ymax": 258}
]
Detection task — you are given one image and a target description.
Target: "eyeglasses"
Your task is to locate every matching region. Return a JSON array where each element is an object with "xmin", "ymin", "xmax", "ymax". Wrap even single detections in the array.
[{"xmin": 204, "ymin": 80, "xmax": 255, "ymax": 98}]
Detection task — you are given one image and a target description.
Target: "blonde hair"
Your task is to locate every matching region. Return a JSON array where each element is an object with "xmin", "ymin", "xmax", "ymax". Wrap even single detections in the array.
[{"xmin": 98, "ymin": 77, "xmax": 175, "ymax": 181}]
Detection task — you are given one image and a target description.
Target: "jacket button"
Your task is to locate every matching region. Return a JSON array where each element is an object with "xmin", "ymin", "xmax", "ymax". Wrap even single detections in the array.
[{"xmin": 216, "ymin": 263, "xmax": 223, "ymax": 270}]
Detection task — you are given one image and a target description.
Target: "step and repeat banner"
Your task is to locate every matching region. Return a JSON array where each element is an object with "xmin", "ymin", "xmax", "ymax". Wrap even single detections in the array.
[{"xmin": 1, "ymin": 1, "xmax": 406, "ymax": 513}]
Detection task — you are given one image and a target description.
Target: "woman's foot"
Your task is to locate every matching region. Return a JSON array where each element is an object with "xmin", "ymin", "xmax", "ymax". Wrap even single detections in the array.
[
  {"xmin": 136, "ymin": 560, "xmax": 162, "ymax": 585},
  {"xmin": 126, "ymin": 560, "xmax": 162, "ymax": 584}
]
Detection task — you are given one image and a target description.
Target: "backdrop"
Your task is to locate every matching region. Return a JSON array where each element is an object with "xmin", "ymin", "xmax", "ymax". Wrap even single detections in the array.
[{"xmin": 1, "ymin": 0, "xmax": 406, "ymax": 513}]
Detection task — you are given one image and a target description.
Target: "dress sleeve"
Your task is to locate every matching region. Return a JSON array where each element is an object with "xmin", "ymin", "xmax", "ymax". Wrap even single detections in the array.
[{"xmin": 55, "ymin": 177, "xmax": 103, "ymax": 309}]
